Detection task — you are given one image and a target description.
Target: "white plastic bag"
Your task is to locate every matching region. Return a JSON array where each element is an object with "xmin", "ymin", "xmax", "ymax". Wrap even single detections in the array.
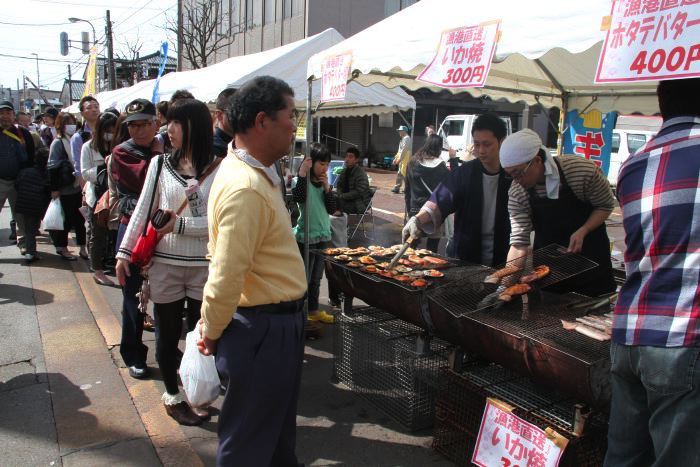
[
  {"xmin": 42, "ymin": 198, "xmax": 64, "ymax": 231},
  {"xmin": 180, "ymin": 323, "xmax": 220, "ymax": 407}
]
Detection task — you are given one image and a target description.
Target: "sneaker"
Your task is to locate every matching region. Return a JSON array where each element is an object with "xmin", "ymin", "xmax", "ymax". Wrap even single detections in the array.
[
  {"xmin": 164, "ymin": 401, "xmax": 202, "ymax": 426},
  {"xmin": 315, "ymin": 310, "xmax": 336, "ymax": 324},
  {"xmin": 24, "ymin": 253, "xmax": 39, "ymax": 263},
  {"xmin": 128, "ymin": 365, "xmax": 149, "ymax": 379}
]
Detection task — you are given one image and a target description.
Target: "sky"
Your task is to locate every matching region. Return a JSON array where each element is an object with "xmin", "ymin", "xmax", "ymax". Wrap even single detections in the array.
[{"xmin": 1, "ymin": 0, "xmax": 177, "ymax": 95}]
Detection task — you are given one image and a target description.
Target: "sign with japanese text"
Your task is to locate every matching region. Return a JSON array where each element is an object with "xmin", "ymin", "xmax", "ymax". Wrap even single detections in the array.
[
  {"xmin": 416, "ymin": 20, "xmax": 500, "ymax": 88},
  {"xmin": 321, "ymin": 52, "xmax": 353, "ymax": 103},
  {"xmin": 563, "ymin": 109, "xmax": 618, "ymax": 176},
  {"xmin": 472, "ymin": 399, "xmax": 568, "ymax": 467},
  {"xmin": 595, "ymin": 0, "xmax": 700, "ymax": 82}
]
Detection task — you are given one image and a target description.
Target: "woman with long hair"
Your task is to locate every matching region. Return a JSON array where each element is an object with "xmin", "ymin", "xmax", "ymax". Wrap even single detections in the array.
[
  {"xmin": 81, "ymin": 112, "xmax": 117, "ymax": 285},
  {"xmin": 404, "ymin": 134, "xmax": 449, "ymax": 252},
  {"xmin": 47, "ymin": 112, "xmax": 87, "ymax": 260},
  {"xmin": 115, "ymin": 98, "xmax": 221, "ymax": 426}
]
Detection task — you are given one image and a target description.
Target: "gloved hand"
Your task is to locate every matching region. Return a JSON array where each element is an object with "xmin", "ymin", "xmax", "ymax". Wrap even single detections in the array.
[{"xmin": 402, "ymin": 216, "xmax": 424, "ymax": 243}]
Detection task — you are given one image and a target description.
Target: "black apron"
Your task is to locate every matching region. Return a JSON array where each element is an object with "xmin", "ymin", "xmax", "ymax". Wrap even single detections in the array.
[{"xmin": 528, "ymin": 158, "xmax": 615, "ymax": 297}]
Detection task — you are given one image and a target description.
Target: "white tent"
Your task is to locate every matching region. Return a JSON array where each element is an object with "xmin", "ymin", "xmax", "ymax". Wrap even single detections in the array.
[
  {"xmin": 306, "ymin": 0, "xmax": 660, "ymax": 115},
  {"xmin": 66, "ymin": 29, "xmax": 415, "ymax": 118}
]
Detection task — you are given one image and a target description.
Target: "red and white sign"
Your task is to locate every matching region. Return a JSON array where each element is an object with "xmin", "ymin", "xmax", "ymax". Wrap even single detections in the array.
[
  {"xmin": 472, "ymin": 399, "xmax": 568, "ymax": 467},
  {"xmin": 595, "ymin": 0, "xmax": 700, "ymax": 83},
  {"xmin": 321, "ymin": 52, "xmax": 353, "ymax": 102},
  {"xmin": 416, "ymin": 20, "xmax": 500, "ymax": 88}
]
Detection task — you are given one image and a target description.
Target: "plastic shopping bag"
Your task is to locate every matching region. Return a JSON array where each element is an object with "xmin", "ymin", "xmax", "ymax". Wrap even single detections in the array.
[
  {"xmin": 42, "ymin": 198, "xmax": 64, "ymax": 231},
  {"xmin": 180, "ymin": 323, "xmax": 220, "ymax": 407}
]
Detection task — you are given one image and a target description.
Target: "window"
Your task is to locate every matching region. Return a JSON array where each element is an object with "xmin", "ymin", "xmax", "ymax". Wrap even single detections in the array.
[
  {"xmin": 264, "ymin": 0, "xmax": 275, "ymax": 24},
  {"xmin": 627, "ymin": 133, "xmax": 647, "ymax": 154},
  {"xmin": 443, "ymin": 120, "xmax": 465, "ymax": 137},
  {"xmin": 384, "ymin": 0, "xmax": 400, "ymax": 17},
  {"xmin": 611, "ymin": 132, "xmax": 620, "ymax": 153}
]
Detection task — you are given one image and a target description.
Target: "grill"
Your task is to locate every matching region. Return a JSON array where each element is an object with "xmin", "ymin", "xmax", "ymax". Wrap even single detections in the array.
[
  {"xmin": 432, "ymin": 366, "xmax": 608, "ymax": 467},
  {"xmin": 428, "ymin": 244, "xmax": 599, "ymax": 316},
  {"xmin": 333, "ymin": 307, "xmax": 455, "ymax": 431}
]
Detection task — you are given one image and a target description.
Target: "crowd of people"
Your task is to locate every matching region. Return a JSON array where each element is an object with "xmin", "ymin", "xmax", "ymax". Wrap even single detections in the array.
[{"xmin": 0, "ymin": 75, "xmax": 697, "ymax": 466}]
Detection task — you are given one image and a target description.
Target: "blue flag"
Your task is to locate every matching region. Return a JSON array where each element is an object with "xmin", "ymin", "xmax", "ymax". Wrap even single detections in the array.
[
  {"xmin": 151, "ymin": 42, "xmax": 169, "ymax": 104},
  {"xmin": 562, "ymin": 110, "xmax": 617, "ymax": 177}
]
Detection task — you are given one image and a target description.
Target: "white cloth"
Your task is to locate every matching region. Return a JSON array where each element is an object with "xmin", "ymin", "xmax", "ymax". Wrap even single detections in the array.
[
  {"xmin": 233, "ymin": 148, "xmax": 281, "ymax": 185},
  {"xmin": 80, "ymin": 144, "xmax": 106, "ymax": 208},
  {"xmin": 500, "ymin": 128, "xmax": 560, "ymax": 199}
]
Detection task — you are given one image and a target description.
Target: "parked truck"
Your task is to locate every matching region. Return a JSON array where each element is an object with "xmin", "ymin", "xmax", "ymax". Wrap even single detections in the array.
[{"xmin": 437, "ymin": 114, "xmax": 513, "ymax": 161}]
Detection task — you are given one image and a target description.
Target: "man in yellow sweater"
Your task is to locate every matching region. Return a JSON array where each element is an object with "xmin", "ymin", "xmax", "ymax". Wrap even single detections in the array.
[{"xmin": 198, "ymin": 76, "xmax": 307, "ymax": 466}]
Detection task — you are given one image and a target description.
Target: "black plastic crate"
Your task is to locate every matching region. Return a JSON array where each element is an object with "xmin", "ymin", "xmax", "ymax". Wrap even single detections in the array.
[
  {"xmin": 432, "ymin": 367, "xmax": 607, "ymax": 467},
  {"xmin": 334, "ymin": 307, "xmax": 452, "ymax": 431}
]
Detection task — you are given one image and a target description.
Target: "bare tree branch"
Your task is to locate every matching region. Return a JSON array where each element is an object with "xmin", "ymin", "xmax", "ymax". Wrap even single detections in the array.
[
  {"xmin": 116, "ymin": 33, "xmax": 144, "ymax": 86},
  {"xmin": 165, "ymin": 0, "xmax": 237, "ymax": 70}
]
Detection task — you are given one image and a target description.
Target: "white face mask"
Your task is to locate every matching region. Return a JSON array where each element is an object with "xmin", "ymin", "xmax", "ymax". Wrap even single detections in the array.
[
  {"xmin": 104, "ymin": 133, "xmax": 113, "ymax": 142},
  {"xmin": 64, "ymin": 124, "xmax": 77, "ymax": 136}
]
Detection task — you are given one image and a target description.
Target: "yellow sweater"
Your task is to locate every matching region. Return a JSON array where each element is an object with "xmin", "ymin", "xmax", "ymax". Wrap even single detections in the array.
[{"xmin": 201, "ymin": 154, "xmax": 307, "ymax": 339}]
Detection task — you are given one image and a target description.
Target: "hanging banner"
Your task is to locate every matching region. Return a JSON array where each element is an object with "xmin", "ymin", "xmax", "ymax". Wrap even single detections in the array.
[
  {"xmin": 563, "ymin": 109, "xmax": 618, "ymax": 177},
  {"xmin": 595, "ymin": 0, "xmax": 700, "ymax": 83},
  {"xmin": 416, "ymin": 20, "xmax": 500, "ymax": 88},
  {"xmin": 83, "ymin": 45, "xmax": 98, "ymax": 97},
  {"xmin": 295, "ymin": 112, "xmax": 307, "ymax": 140},
  {"xmin": 473, "ymin": 399, "xmax": 568, "ymax": 467},
  {"xmin": 151, "ymin": 42, "xmax": 170, "ymax": 103},
  {"xmin": 321, "ymin": 52, "xmax": 353, "ymax": 103}
]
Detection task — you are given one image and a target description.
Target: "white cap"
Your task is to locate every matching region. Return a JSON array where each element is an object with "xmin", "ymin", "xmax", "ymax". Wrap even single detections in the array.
[{"xmin": 499, "ymin": 128, "xmax": 543, "ymax": 168}]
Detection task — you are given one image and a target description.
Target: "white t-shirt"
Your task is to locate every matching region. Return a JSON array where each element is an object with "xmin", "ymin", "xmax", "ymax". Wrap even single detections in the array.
[{"xmin": 480, "ymin": 171, "xmax": 500, "ymax": 265}]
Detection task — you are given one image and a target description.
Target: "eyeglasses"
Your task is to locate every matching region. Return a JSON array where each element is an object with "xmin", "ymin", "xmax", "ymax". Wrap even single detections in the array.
[{"xmin": 506, "ymin": 158, "xmax": 534, "ymax": 181}]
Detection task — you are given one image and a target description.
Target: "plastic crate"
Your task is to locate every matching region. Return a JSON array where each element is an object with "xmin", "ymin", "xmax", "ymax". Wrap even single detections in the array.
[{"xmin": 334, "ymin": 307, "xmax": 452, "ymax": 431}]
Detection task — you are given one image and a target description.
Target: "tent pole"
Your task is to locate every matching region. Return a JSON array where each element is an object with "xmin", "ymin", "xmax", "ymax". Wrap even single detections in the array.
[
  {"xmin": 558, "ymin": 94, "xmax": 569, "ymax": 156},
  {"xmin": 304, "ymin": 78, "xmax": 313, "ymax": 318}
]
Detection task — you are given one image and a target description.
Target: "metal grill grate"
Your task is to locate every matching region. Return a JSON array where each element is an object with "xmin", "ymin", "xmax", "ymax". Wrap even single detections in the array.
[
  {"xmin": 427, "ymin": 244, "xmax": 599, "ymax": 315},
  {"xmin": 432, "ymin": 366, "xmax": 608, "ymax": 467},
  {"xmin": 333, "ymin": 307, "xmax": 454, "ymax": 431},
  {"xmin": 520, "ymin": 322, "xmax": 611, "ymax": 365}
]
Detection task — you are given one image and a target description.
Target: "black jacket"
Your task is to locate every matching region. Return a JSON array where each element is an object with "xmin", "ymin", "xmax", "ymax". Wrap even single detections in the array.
[
  {"xmin": 405, "ymin": 157, "xmax": 449, "ymax": 217},
  {"xmin": 212, "ymin": 127, "xmax": 233, "ymax": 157},
  {"xmin": 15, "ymin": 167, "xmax": 49, "ymax": 217}
]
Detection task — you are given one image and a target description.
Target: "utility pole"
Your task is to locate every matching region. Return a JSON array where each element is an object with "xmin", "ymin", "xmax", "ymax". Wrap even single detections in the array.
[
  {"xmin": 16, "ymin": 78, "xmax": 20, "ymax": 111},
  {"xmin": 177, "ymin": 0, "xmax": 183, "ymax": 71},
  {"xmin": 106, "ymin": 10, "xmax": 116, "ymax": 90},
  {"xmin": 67, "ymin": 65, "xmax": 73, "ymax": 106}
]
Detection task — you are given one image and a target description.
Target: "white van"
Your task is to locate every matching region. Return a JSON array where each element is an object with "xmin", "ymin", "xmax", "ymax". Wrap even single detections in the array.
[
  {"xmin": 607, "ymin": 116, "xmax": 662, "ymax": 186},
  {"xmin": 437, "ymin": 114, "xmax": 513, "ymax": 161}
]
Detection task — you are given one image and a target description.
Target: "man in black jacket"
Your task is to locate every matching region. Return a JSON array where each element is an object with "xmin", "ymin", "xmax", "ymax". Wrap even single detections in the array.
[
  {"xmin": 0, "ymin": 100, "xmax": 35, "ymax": 254},
  {"xmin": 402, "ymin": 113, "xmax": 510, "ymax": 266},
  {"xmin": 212, "ymin": 87, "xmax": 236, "ymax": 157},
  {"xmin": 335, "ymin": 147, "xmax": 372, "ymax": 214}
]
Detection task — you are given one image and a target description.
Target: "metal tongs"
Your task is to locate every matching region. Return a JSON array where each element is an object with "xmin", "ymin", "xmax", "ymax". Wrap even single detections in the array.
[
  {"xmin": 387, "ymin": 235, "xmax": 414, "ymax": 270},
  {"xmin": 565, "ymin": 292, "xmax": 618, "ymax": 312}
]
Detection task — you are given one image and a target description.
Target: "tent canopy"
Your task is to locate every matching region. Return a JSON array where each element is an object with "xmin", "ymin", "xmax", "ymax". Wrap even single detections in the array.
[
  {"xmin": 66, "ymin": 29, "xmax": 415, "ymax": 118},
  {"xmin": 307, "ymin": 0, "xmax": 659, "ymax": 115}
]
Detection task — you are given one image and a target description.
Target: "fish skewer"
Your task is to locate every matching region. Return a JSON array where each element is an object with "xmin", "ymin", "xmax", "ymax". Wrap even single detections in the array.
[{"xmin": 484, "ymin": 265, "xmax": 521, "ymax": 284}]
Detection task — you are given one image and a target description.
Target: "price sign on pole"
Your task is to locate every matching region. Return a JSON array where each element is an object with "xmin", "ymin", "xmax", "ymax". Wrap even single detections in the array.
[
  {"xmin": 321, "ymin": 52, "xmax": 353, "ymax": 103},
  {"xmin": 416, "ymin": 20, "xmax": 500, "ymax": 88},
  {"xmin": 472, "ymin": 399, "xmax": 568, "ymax": 467},
  {"xmin": 595, "ymin": 0, "xmax": 700, "ymax": 83}
]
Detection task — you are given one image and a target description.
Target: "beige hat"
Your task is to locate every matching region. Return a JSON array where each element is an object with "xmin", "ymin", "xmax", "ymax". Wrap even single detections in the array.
[{"xmin": 499, "ymin": 128, "xmax": 543, "ymax": 168}]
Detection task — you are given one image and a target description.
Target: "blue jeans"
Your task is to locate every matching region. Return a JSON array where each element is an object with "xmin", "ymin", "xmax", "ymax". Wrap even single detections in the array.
[
  {"xmin": 116, "ymin": 223, "xmax": 147, "ymax": 368},
  {"xmin": 604, "ymin": 342, "xmax": 700, "ymax": 467}
]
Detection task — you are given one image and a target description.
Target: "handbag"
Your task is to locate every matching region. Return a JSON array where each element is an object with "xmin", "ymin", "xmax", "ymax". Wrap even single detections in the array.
[
  {"xmin": 130, "ymin": 156, "xmax": 222, "ymax": 267},
  {"xmin": 94, "ymin": 190, "xmax": 111, "ymax": 228}
]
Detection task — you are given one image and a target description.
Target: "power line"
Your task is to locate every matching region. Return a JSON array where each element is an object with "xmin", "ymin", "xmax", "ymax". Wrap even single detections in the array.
[
  {"xmin": 0, "ymin": 52, "xmax": 80, "ymax": 64},
  {"xmin": 113, "ymin": 0, "xmax": 155, "ymax": 28},
  {"xmin": 117, "ymin": 4, "xmax": 176, "ymax": 36},
  {"xmin": 0, "ymin": 20, "xmax": 75, "ymax": 26},
  {"xmin": 28, "ymin": 0, "xmax": 163, "ymax": 10}
]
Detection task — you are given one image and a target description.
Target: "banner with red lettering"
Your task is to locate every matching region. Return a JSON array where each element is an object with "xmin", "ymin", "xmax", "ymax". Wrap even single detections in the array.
[
  {"xmin": 472, "ymin": 399, "xmax": 568, "ymax": 467},
  {"xmin": 595, "ymin": 0, "xmax": 700, "ymax": 83},
  {"xmin": 416, "ymin": 20, "xmax": 500, "ymax": 88},
  {"xmin": 563, "ymin": 109, "xmax": 618, "ymax": 177},
  {"xmin": 321, "ymin": 52, "xmax": 353, "ymax": 103}
]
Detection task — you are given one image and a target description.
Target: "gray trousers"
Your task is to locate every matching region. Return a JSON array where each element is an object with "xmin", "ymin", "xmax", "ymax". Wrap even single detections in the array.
[
  {"xmin": 14, "ymin": 213, "xmax": 39, "ymax": 255},
  {"xmin": 0, "ymin": 178, "xmax": 24, "ymax": 249}
]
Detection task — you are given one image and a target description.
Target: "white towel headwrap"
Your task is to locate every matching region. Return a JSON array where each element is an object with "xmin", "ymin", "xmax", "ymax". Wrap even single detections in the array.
[{"xmin": 500, "ymin": 129, "xmax": 560, "ymax": 199}]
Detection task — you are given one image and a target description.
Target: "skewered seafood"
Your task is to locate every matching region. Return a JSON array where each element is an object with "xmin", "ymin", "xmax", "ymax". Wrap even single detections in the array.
[
  {"xmin": 498, "ymin": 283, "xmax": 531, "ymax": 302},
  {"xmin": 423, "ymin": 256, "xmax": 449, "ymax": 267},
  {"xmin": 519, "ymin": 265, "xmax": 551, "ymax": 284},
  {"xmin": 408, "ymin": 255, "xmax": 425, "ymax": 265},
  {"xmin": 562, "ymin": 320, "xmax": 611, "ymax": 341},
  {"xmin": 484, "ymin": 265, "xmax": 521, "ymax": 284}
]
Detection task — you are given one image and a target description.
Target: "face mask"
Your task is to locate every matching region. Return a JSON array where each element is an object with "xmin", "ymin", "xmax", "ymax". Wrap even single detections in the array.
[
  {"xmin": 104, "ymin": 133, "xmax": 113, "ymax": 142},
  {"xmin": 64, "ymin": 124, "xmax": 77, "ymax": 136}
]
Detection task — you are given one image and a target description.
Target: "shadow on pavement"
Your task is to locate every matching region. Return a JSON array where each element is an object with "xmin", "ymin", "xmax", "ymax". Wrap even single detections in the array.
[{"xmin": 0, "ymin": 283, "xmax": 54, "ymax": 305}]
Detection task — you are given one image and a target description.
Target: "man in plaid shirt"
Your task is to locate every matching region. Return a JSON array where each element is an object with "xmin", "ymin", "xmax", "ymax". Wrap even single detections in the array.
[{"xmin": 605, "ymin": 78, "xmax": 700, "ymax": 467}]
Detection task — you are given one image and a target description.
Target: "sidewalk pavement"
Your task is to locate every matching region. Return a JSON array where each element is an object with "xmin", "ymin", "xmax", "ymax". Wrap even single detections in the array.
[{"xmin": 0, "ymin": 203, "xmax": 450, "ymax": 467}]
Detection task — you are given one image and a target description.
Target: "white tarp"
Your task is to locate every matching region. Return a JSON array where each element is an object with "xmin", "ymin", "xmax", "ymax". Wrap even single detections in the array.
[
  {"xmin": 307, "ymin": 0, "xmax": 660, "ymax": 115},
  {"xmin": 65, "ymin": 29, "xmax": 415, "ymax": 117}
]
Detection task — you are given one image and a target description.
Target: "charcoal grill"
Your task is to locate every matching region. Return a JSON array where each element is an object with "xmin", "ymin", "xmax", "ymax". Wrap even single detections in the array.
[{"xmin": 320, "ymin": 249, "xmax": 483, "ymax": 329}]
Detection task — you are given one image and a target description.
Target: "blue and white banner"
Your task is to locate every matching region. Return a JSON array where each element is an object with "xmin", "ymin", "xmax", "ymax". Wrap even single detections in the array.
[
  {"xmin": 563, "ymin": 110, "xmax": 617, "ymax": 177},
  {"xmin": 151, "ymin": 42, "xmax": 169, "ymax": 104}
]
